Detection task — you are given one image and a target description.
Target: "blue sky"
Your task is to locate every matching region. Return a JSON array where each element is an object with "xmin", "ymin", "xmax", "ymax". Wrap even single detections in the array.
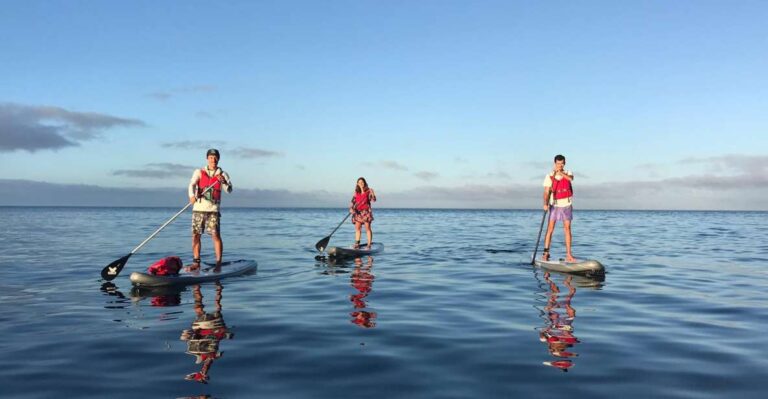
[{"xmin": 1, "ymin": 1, "xmax": 767, "ymax": 209}]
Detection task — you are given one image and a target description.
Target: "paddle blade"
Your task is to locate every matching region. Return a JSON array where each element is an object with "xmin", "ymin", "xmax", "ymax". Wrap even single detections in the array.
[
  {"xmin": 315, "ymin": 236, "xmax": 331, "ymax": 253},
  {"xmin": 101, "ymin": 253, "xmax": 132, "ymax": 281}
]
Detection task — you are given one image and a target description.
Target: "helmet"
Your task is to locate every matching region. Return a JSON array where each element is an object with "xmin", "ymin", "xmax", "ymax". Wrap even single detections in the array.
[{"xmin": 206, "ymin": 148, "xmax": 220, "ymax": 158}]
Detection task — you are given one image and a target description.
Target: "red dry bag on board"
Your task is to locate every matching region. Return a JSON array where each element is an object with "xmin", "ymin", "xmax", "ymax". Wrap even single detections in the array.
[{"xmin": 147, "ymin": 256, "xmax": 183, "ymax": 276}]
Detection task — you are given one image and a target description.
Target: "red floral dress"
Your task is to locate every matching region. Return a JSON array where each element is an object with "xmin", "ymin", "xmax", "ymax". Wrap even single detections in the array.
[{"xmin": 350, "ymin": 189, "xmax": 375, "ymax": 224}]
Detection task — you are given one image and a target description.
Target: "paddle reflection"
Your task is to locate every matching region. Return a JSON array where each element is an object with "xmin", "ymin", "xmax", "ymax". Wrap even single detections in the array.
[
  {"xmin": 181, "ymin": 282, "xmax": 233, "ymax": 384},
  {"xmin": 533, "ymin": 269, "xmax": 603, "ymax": 372}
]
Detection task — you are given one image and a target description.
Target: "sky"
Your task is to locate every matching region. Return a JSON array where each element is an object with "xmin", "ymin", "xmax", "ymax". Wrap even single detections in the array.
[{"xmin": 1, "ymin": 0, "xmax": 767, "ymax": 210}]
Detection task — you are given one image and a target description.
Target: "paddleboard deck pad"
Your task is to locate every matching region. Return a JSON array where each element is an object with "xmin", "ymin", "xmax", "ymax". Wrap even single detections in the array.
[
  {"xmin": 130, "ymin": 259, "xmax": 257, "ymax": 287},
  {"xmin": 534, "ymin": 258, "xmax": 605, "ymax": 277},
  {"xmin": 326, "ymin": 242, "xmax": 383, "ymax": 258}
]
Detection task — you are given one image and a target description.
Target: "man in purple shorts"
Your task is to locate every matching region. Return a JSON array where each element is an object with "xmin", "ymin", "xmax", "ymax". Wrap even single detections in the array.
[{"xmin": 542, "ymin": 154, "xmax": 575, "ymax": 262}]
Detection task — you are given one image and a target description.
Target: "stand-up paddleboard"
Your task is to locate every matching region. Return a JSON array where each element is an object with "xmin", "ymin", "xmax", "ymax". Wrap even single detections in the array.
[
  {"xmin": 327, "ymin": 242, "xmax": 383, "ymax": 258},
  {"xmin": 130, "ymin": 259, "xmax": 257, "ymax": 287},
  {"xmin": 534, "ymin": 258, "xmax": 605, "ymax": 278}
]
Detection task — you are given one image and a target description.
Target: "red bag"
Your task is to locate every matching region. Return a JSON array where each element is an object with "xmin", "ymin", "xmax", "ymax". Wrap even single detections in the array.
[{"xmin": 147, "ymin": 256, "xmax": 183, "ymax": 276}]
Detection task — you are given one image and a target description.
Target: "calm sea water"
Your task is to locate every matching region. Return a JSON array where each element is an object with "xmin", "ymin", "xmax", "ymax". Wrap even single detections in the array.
[{"xmin": 1, "ymin": 207, "xmax": 766, "ymax": 398}]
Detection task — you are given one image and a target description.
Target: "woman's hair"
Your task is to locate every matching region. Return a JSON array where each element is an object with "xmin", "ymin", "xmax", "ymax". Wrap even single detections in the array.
[{"xmin": 355, "ymin": 177, "xmax": 369, "ymax": 194}]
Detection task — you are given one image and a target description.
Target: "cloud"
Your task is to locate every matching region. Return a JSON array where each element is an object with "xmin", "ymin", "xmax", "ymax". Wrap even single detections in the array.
[
  {"xmin": 0, "ymin": 179, "xmax": 345, "ymax": 208},
  {"xmin": 0, "ymin": 102, "xmax": 145, "ymax": 152},
  {"xmin": 112, "ymin": 163, "xmax": 195, "ymax": 179},
  {"xmin": 161, "ymin": 140, "xmax": 227, "ymax": 150},
  {"xmin": 386, "ymin": 183, "xmax": 538, "ymax": 209},
  {"xmin": 413, "ymin": 171, "xmax": 439, "ymax": 181},
  {"xmin": 160, "ymin": 143, "xmax": 281, "ymax": 160},
  {"xmin": 230, "ymin": 147, "xmax": 283, "ymax": 159},
  {"xmin": 147, "ymin": 85, "xmax": 217, "ymax": 101},
  {"xmin": 486, "ymin": 171, "xmax": 512, "ymax": 179},
  {"xmin": 679, "ymin": 154, "xmax": 768, "ymax": 175},
  {"xmin": 363, "ymin": 160, "xmax": 409, "ymax": 171}
]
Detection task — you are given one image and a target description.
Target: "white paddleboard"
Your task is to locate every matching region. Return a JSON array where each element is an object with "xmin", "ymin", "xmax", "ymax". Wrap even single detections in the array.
[{"xmin": 130, "ymin": 259, "xmax": 257, "ymax": 287}]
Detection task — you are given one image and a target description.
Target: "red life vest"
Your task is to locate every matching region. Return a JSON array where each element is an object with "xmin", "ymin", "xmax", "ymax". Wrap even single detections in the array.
[
  {"xmin": 147, "ymin": 256, "xmax": 183, "ymax": 276},
  {"xmin": 198, "ymin": 169, "xmax": 222, "ymax": 203},
  {"xmin": 550, "ymin": 174, "xmax": 573, "ymax": 200},
  {"xmin": 352, "ymin": 190, "xmax": 372, "ymax": 211}
]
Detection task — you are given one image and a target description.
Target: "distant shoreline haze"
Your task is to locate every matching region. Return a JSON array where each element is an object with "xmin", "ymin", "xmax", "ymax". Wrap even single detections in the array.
[{"xmin": 1, "ymin": 179, "xmax": 764, "ymax": 211}]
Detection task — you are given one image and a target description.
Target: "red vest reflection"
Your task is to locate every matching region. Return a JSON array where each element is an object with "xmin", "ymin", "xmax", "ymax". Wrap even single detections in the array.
[
  {"xmin": 181, "ymin": 282, "xmax": 233, "ymax": 384},
  {"xmin": 540, "ymin": 272, "xmax": 579, "ymax": 372}
]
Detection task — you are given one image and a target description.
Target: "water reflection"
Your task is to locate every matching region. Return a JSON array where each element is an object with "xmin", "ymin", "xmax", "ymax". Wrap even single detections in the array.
[
  {"xmin": 127, "ymin": 282, "xmax": 235, "ymax": 384},
  {"xmin": 349, "ymin": 256, "xmax": 377, "ymax": 329},
  {"xmin": 533, "ymin": 269, "xmax": 604, "ymax": 372},
  {"xmin": 181, "ymin": 282, "xmax": 233, "ymax": 384},
  {"xmin": 317, "ymin": 255, "xmax": 378, "ymax": 329},
  {"xmin": 100, "ymin": 282, "xmax": 131, "ymax": 310}
]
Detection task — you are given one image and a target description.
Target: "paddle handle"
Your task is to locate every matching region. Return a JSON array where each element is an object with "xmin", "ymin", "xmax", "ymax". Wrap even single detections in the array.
[{"xmin": 130, "ymin": 183, "xmax": 217, "ymax": 254}]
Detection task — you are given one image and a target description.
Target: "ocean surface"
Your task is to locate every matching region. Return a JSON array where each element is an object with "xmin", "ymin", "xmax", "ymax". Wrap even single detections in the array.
[{"xmin": 1, "ymin": 207, "xmax": 766, "ymax": 398}]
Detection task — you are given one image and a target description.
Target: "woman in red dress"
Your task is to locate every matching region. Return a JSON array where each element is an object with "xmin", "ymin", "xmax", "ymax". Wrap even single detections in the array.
[{"xmin": 349, "ymin": 177, "xmax": 377, "ymax": 249}]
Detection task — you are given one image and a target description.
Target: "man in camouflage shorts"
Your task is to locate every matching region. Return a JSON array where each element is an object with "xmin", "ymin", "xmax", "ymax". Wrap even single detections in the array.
[
  {"xmin": 188, "ymin": 149, "xmax": 233, "ymax": 266},
  {"xmin": 192, "ymin": 211, "xmax": 220, "ymax": 236}
]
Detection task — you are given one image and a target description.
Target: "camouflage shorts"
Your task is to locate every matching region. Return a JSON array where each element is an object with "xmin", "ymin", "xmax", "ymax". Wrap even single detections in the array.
[{"xmin": 192, "ymin": 211, "xmax": 220, "ymax": 235}]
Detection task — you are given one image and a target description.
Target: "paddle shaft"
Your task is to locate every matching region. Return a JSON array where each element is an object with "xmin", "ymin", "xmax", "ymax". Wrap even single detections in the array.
[
  {"xmin": 531, "ymin": 190, "xmax": 554, "ymax": 264},
  {"xmin": 328, "ymin": 212, "xmax": 351, "ymax": 238},
  {"xmin": 315, "ymin": 212, "xmax": 352, "ymax": 252},
  {"xmin": 130, "ymin": 183, "xmax": 217, "ymax": 254}
]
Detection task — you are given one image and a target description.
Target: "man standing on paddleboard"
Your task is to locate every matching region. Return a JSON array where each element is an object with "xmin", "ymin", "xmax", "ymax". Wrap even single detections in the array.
[
  {"xmin": 188, "ymin": 149, "xmax": 233, "ymax": 266},
  {"xmin": 542, "ymin": 154, "xmax": 575, "ymax": 262}
]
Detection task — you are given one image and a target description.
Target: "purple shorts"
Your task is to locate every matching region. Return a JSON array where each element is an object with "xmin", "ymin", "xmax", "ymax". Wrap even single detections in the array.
[{"xmin": 550, "ymin": 205, "xmax": 573, "ymax": 222}]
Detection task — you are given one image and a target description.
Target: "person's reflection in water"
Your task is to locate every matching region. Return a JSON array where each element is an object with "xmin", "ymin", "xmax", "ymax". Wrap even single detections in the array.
[
  {"xmin": 539, "ymin": 271, "xmax": 579, "ymax": 372},
  {"xmin": 180, "ymin": 282, "xmax": 233, "ymax": 384},
  {"xmin": 350, "ymin": 256, "xmax": 377, "ymax": 328}
]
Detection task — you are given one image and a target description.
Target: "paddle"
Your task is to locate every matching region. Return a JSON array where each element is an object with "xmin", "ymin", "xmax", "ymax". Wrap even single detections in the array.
[
  {"xmin": 531, "ymin": 190, "xmax": 554, "ymax": 265},
  {"xmin": 101, "ymin": 183, "xmax": 217, "ymax": 281},
  {"xmin": 315, "ymin": 212, "xmax": 351, "ymax": 252}
]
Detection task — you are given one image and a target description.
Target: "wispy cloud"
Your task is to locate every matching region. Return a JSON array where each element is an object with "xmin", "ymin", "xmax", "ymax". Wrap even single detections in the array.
[
  {"xmin": 363, "ymin": 160, "xmax": 409, "ymax": 171},
  {"xmin": 147, "ymin": 85, "xmax": 217, "ymax": 101},
  {"xmin": 230, "ymin": 147, "xmax": 283, "ymax": 159},
  {"xmin": 679, "ymin": 154, "xmax": 768, "ymax": 175},
  {"xmin": 112, "ymin": 163, "xmax": 195, "ymax": 179},
  {"xmin": 0, "ymin": 102, "xmax": 145, "ymax": 152},
  {"xmin": 160, "ymin": 143, "xmax": 281, "ymax": 160},
  {"xmin": 486, "ymin": 171, "xmax": 511, "ymax": 179},
  {"xmin": 413, "ymin": 171, "xmax": 439, "ymax": 181},
  {"xmin": 161, "ymin": 140, "xmax": 227, "ymax": 150}
]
